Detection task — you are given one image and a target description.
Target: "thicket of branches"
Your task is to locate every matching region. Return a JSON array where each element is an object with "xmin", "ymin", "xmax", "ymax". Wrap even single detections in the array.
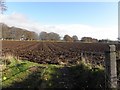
[{"xmin": 1, "ymin": 23, "xmax": 39, "ymax": 40}]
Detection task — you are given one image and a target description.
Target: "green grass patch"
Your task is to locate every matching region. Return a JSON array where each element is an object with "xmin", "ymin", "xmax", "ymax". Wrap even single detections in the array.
[
  {"xmin": 2, "ymin": 57, "xmax": 105, "ymax": 89},
  {"xmin": 2, "ymin": 59, "xmax": 38, "ymax": 88}
]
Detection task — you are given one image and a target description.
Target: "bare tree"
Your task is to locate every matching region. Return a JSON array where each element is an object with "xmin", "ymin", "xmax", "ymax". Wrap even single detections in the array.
[
  {"xmin": 72, "ymin": 35, "xmax": 78, "ymax": 42},
  {"xmin": 0, "ymin": 0, "xmax": 7, "ymax": 40},
  {"xmin": 39, "ymin": 31, "xmax": 48, "ymax": 40},
  {"xmin": 48, "ymin": 32, "xmax": 60, "ymax": 41},
  {"xmin": 39, "ymin": 31, "xmax": 60, "ymax": 41},
  {"xmin": 63, "ymin": 35, "xmax": 73, "ymax": 42},
  {"xmin": 0, "ymin": 0, "xmax": 7, "ymax": 14}
]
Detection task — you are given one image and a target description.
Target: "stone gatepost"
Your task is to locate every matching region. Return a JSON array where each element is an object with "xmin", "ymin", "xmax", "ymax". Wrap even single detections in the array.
[{"xmin": 105, "ymin": 45, "xmax": 117, "ymax": 88}]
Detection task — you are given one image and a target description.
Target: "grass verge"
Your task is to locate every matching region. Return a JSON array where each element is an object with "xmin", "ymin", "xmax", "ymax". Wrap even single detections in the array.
[{"xmin": 1, "ymin": 56, "xmax": 105, "ymax": 89}]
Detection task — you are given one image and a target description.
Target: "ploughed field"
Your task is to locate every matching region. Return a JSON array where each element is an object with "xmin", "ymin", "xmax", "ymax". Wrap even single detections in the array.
[{"xmin": 2, "ymin": 41, "xmax": 120, "ymax": 65}]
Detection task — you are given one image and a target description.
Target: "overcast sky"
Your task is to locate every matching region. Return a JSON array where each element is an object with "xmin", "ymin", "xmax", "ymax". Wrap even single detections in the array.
[{"xmin": 0, "ymin": 2, "xmax": 118, "ymax": 40}]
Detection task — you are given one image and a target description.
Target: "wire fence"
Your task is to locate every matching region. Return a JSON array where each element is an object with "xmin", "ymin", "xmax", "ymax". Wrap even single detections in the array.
[
  {"xmin": 1, "ymin": 43, "xmax": 120, "ymax": 88},
  {"xmin": 80, "ymin": 51, "xmax": 105, "ymax": 66},
  {"xmin": 76, "ymin": 46, "xmax": 120, "ymax": 88}
]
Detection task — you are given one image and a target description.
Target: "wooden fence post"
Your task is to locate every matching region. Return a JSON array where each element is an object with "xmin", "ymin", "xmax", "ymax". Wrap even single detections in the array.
[{"xmin": 105, "ymin": 45, "xmax": 117, "ymax": 88}]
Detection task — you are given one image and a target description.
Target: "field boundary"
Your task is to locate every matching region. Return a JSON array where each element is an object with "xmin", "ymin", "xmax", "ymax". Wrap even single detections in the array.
[{"xmin": 2, "ymin": 41, "xmax": 120, "ymax": 88}]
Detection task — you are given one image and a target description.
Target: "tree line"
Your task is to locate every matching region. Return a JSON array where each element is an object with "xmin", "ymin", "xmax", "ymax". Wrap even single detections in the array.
[
  {"xmin": 39, "ymin": 31, "xmax": 78, "ymax": 42},
  {"xmin": 0, "ymin": 23, "xmax": 38, "ymax": 40},
  {"xmin": 1, "ymin": 23, "xmax": 79, "ymax": 42},
  {"xmin": 1, "ymin": 23, "xmax": 118, "ymax": 43}
]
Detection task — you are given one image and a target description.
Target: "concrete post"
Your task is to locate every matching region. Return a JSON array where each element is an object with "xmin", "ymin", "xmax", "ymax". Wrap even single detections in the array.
[{"xmin": 105, "ymin": 45, "xmax": 117, "ymax": 88}]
